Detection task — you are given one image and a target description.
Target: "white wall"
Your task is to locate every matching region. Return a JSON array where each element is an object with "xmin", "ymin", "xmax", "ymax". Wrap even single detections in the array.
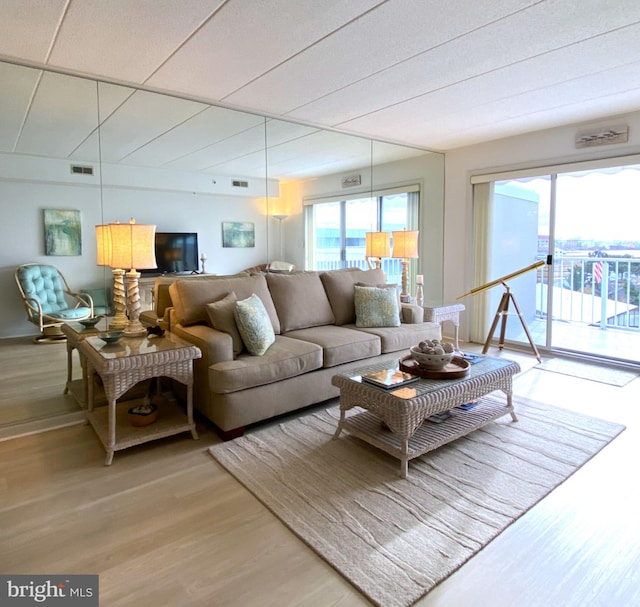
[
  {"xmin": 445, "ymin": 110, "xmax": 640, "ymax": 342},
  {"xmin": 1, "ymin": 156, "xmax": 275, "ymax": 338}
]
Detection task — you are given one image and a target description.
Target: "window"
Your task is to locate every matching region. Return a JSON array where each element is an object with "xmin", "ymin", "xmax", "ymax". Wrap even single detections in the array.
[{"xmin": 304, "ymin": 186, "xmax": 419, "ymax": 284}]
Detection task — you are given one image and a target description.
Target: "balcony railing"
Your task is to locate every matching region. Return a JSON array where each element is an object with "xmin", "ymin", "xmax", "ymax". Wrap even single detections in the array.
[
  {"xmin": 537, "ymin": 255, "xmax": 640, "ymax": 330},
  {"xmin": 314, "ymin": 257, "xmax": 406, "ymax": 286}
]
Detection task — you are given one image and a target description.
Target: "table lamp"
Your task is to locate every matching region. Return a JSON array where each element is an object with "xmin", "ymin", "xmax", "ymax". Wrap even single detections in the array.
[
  {"xmin": 96, "ymin": 223, "xmax": 128, "ymax": 331},
  {"xmin": 392, "ymin": 229, "xmax": 419, "ymax": 303},
  {"xmin": 365, "ymin": 231, "xmax": 390, "ymax": 269},
  {"xmin": 107, "ymin": 218, "xmax": 157, "ymax": 337}
]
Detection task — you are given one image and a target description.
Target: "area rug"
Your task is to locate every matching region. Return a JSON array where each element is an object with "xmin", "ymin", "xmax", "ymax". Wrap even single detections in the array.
[
  {"xmin": 535, "ymin": 357, "xmax": 639, "ymax": 386},
  {"xmin": 208, "ymin": 397, "xmax": 625, "ymax": 607}
]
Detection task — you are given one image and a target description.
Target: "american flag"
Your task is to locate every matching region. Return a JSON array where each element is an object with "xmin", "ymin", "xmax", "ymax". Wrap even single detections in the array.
[{"xmin": 593, "ymin": 260, "xmax": 603, "ymax": 284}]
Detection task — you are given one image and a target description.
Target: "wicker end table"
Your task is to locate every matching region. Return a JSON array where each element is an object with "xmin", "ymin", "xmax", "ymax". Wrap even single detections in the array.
[
  {"xmin": 61, "ymin": 318, "xmax": 111, "ymax": 404},
  {"xmin": 422, "ymin": 302, "xmax": 465, "ymax": 351},
  {"xmin": 79, "ymin": 332, "xmax": 201, "ymax": 465},
  {"xmin": 332, "ymin": 356, "xmax": 520, "ymax": 478}
]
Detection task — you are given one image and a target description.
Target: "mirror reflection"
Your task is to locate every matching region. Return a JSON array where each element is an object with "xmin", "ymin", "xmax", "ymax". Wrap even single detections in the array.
[{"xmin": 0, "ymin": 60, "xmax": 444, "ymax": 433}]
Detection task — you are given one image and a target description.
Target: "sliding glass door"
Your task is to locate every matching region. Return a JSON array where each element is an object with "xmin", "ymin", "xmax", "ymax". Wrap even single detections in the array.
[{"xmin": 475, "ymin": 163, "xmax": 640, "ymax": 364}]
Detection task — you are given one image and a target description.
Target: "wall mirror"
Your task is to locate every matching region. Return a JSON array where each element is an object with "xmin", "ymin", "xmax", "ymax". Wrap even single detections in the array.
[{"xmin": 0, "ymin": 59, "xmax": 444, "ymax": 434}]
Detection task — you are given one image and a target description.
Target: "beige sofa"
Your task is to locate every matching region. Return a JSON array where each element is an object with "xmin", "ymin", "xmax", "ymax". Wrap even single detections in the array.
[{"xmin": 168, "ymin": 268, "xmax": 441, "ymax": 438}]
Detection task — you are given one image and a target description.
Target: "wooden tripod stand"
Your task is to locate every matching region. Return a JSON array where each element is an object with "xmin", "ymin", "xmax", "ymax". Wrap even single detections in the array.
[{"xmin": 482, "ymin": 282, "xmax": 541, "ymax": 361}]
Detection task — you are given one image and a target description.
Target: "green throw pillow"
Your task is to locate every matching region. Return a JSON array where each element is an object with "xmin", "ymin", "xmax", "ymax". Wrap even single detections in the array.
[
  {"xmin": 234, "ymin": 293, "xmax": 276, "ymax": 355},
  {"xmin": 354, "ymin": 285, "xmax": 401, "ymax": 328}
]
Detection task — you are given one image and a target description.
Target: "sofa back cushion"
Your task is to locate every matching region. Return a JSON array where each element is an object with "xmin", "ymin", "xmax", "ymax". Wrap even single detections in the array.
[
  {"xmin": 266, "ymin": 272, "xmax": 335, "ymax": 332},
  {"xmin": 319, "ymin": 268, "xmax": 386, "ymax": 325},
  {"xmin": 170, "ymin": 273, "xmax": 281, "ymax": 333}
]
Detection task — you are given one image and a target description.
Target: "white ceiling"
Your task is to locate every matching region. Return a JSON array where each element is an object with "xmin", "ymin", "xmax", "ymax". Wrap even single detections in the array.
[{"xmin": 2, "ymin": 0, "xmax": 640, "ymax": 164}]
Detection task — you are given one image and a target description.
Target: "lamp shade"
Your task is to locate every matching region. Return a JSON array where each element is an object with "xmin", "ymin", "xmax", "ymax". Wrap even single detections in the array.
[
  {"xmin": 391, "ymin": 230, "xmax": 419, "ymax": 259},
  {"xmin": 365, "ymin": 231, "xmax": 390, "ymax": 258},
  {"xmin": 95, "ymin": 224, "xmax": 112, "ymax": 266},
  {"xmin": 108, "ymin": 219, "xmax": 157, "ymax": 270}
]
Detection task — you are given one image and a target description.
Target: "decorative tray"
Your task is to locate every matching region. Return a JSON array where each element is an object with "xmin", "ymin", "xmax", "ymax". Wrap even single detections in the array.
[{"xmin": 399, "ymin": 355, "xmax": 470, "ymax": 379}]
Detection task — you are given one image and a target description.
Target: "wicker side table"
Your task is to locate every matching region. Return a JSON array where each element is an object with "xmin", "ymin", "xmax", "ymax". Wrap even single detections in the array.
[
  {"xmin": 79, "ymin": 332, "xmax": 201, "ymax": 465},
  {"xmin": 422, "ymin": 302, "xmax": 465, "ymax": 350},
  {"xmin": 332, "ymin": 357, "xmax": 520, "ymax": 478},
  {"xmin": 61, "ymin": 319, "xmax": 110, "ymax": 405}
]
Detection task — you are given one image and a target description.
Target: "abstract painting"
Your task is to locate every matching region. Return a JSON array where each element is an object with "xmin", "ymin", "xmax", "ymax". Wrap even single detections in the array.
[
  {"xmin": 222, "ymin": 221, "xmax": 255, "ymax": 248},
  {"xmin": 44, "ymin": 209, "xmax": 82, "ymax": 256}
]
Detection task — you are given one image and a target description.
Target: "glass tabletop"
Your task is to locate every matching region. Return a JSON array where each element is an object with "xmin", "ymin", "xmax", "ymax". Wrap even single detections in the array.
[
  {"xmin": 83, "ymin": 332, "xmax": 193, "ymax": 359},
  {"xmin": 343, "ymin": 356, "xmax": 520, "ymax": 397}
]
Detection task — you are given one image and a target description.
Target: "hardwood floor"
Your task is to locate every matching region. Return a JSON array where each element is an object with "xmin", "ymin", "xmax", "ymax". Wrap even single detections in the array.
[{"xmin": 1, "ymin": 342, "xmax": 639, "ymax": 606}]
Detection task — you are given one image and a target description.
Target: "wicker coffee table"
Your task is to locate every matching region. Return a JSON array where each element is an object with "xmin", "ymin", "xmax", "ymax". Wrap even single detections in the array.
[{"xmin": 332, "ymin": 356, "xmax": 521, "ymax": 477}]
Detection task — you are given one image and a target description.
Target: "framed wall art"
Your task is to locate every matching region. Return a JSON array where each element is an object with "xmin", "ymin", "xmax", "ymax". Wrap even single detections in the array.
[
  {"xmin": 222, "ymin": 221, "xmax": 255, "ymax": 248},
  {"xmin": 43, "ymin": 208, "xmax": 82, "ymax": 256}
]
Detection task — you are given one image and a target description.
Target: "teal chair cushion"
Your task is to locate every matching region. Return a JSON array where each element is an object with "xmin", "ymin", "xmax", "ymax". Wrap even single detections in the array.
[
  {"xmin": 16, "ymin": 264, "xmax": 92, "ymax": 321},
  {"xmin": 17, "ymin": 265, "xmax": 75, "ymax": 314}
]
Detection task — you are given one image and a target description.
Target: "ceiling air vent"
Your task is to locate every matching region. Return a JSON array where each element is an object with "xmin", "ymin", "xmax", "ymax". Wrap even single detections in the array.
[
  {"xmin": 232, "ymin": 179, "xmax": 249, "ymax": 188},
  {"xmin": 70, "ymin": 164, "xmax": 94, "ymax": 175}
]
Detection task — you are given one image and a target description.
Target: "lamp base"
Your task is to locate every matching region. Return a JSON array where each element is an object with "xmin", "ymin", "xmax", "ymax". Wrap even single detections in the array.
[{"xmin": 123, "ymin": 323, "xmax": 147, "ymax": 338}]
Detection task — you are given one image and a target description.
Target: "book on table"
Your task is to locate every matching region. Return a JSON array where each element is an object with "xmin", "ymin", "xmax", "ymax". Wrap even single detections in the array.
[{"xmin": 361, "ymin": 368, "xmax": 419, "ymax": 389}]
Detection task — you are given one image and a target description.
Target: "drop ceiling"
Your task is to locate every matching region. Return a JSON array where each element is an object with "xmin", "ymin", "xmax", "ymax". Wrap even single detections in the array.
[{"xmin": 2, "ymin": 0, "xmax": 640, "ymax": 170}]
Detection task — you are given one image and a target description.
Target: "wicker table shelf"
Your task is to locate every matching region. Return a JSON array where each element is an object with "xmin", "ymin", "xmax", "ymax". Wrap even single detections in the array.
[
  {"xmin": 332, "ymin": 356, "xmax": 521, "ymax": 477},
  {"xmin": 79, "ymin": 332, "xmax": 201, "ymax": 465},
  {"xmin": 86, "ymin": 395, "xmax": 194, "ymax": 453}
]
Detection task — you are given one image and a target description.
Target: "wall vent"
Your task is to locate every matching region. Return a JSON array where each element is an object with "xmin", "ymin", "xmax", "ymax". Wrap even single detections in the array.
[
  {"xmin": 70, "ymin": 164, "xmax": 94, "ymax": 175},
  {"xmin": 341, "ymin": 174, "xmax": 361, "ymax": 188},
  {"xmin": 575, "ymin": 125, "xmax": 629, "ymax": 148},
  {"xmin": 232, "ymin": 179, "xmax": 249, "ymax": 188}
]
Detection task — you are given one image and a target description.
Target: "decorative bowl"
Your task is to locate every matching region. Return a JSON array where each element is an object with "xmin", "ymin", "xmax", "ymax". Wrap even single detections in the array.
[
  {"xmin": 410, "ymin": 345, "xmax": 455, "ymax": 369},
  {"xmin": 97, "ymin": 331, "xmax": 123, "ymax": 344},
  {"xmin": 128, "ymin": 403, "xmax": 158, "ymax": 427},
  {"xmin": 79, "ymin": 316, "xmax": 101, "ymax": 328}
]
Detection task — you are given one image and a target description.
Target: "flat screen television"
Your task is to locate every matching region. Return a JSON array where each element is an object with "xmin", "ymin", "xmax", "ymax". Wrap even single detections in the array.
[{"xmin": 143, "ymin": 232, "xmax": 199, "ymax": 275}]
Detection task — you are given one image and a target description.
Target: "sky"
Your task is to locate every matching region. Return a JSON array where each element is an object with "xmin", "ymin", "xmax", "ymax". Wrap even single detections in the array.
[{"xmin": 501, "ymin": 165, "xmax": 640, "ymax": 242}]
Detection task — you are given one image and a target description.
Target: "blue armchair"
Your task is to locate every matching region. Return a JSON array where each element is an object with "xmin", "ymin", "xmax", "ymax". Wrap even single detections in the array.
[{"xmin": 15, "ymin": 263, "xmax": 94, "ymax": 342}]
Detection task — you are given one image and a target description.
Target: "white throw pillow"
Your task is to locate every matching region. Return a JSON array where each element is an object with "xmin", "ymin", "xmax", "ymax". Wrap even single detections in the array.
[{"xmin": 234, "ymin": 293, "xmax": 276, "ymax": 355}]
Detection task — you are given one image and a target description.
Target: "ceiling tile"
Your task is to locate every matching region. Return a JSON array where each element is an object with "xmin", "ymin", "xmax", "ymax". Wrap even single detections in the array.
[
  {"xmin": 48, "ymin": 0, "xmax": 225, "ymax": 82},
  {"xmin": 145, "ymin": 0, "xmax": 384, "ymax": 100},
  {"xmin": 226, "ymin": 0, "xmax": 541, "ymax": 112},
  {"xmin": 0, "ymin": 62, "xmax": 40, "ymax": 152},
  {"xmin": 16, "ymin": 70, "xmax": 99, "ymax": 158},
  {"xmin": 97, "ymin": 89, "xmax": 206, "ymax": 162},
  {"xmin": 0, "ymin": 0, "xmax": 68, "ymax": 62}
]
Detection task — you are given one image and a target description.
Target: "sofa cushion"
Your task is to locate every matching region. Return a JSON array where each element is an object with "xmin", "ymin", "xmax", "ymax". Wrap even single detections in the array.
[
  {"xmin": 348, "ymin": 321, "xmax": 441, "ymax": 354},
  {"xmin": 205, "ymin": 292, "xmax": 243, "ymax": 357},
  {"xmin": 320, "ymin": 268, "xmax": 386, "ymax": 325},
  {"xmin": 209, "ymin": 335, "xmax": 323, "ymax": 393},
  {"xmin": 354, "ymin": 284, "xmax": 401, "ymax": 328},
  {"xmin": 234, "ymin": 294, "xmax": 276, "ymax": 356},
  {"xmin": 266, "ymin": 272, "xmax": 335, "ymax": 332},
  {"xmin": 284, "ymin": 325, "xmax": 381, "ymax": 367},
  {"xmin": 170, "ymin": 273, "xmax": 281, "ymax": 333}
]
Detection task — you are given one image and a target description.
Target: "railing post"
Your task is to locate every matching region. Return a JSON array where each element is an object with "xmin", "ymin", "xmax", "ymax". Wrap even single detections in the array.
[{"xmin": 600, "ymin": 261, "xmax": 609, "ymax": 329}]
